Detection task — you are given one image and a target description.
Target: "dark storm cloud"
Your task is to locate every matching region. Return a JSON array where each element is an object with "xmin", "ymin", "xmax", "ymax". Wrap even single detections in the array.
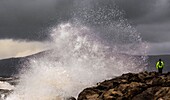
[
  {"xmin": 115, "ymin": 0, "xmax": 170, "ymax": 44},
  {"xmin": 0, "ymin": 0, "xmax": 170, "ymax": 43},
  {"xmin": 115, "ymin": 0, "xmax": 155, "ymax": 20},
  {"xmin": 0, "ymin": 0, "xmax": 74, "ymax": 41},
  {"xmin": 136, "ymin": 22, "xmax": 170, "ymax": 43},
  {"xmin": 116, "ymin": 0, "xmax": 170, "ymax": 24},
  {"xmin": 115, "ymin": 0, "xmax": 170, "ymax": 54}
]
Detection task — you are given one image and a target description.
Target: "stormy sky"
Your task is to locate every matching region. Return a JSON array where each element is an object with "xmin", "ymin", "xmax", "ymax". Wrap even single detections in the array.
[{"xmin": 0, "ymin": 0, "xmax": 170, "ymax": 58}]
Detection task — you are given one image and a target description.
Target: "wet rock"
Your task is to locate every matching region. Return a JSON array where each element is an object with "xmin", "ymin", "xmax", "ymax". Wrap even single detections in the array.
[
  {"xmin": 132, "ymin": 87, "xmax": 161, "ymax": 100},
  {"xmin": 102, "ymin": 89, "xmax": 123, "ymax": 100},
  {"xmin": 78, "ymin": 72, "xmax": 170, "ymax": 100},
  {"xmin": 78, "ymin": 88, "xmax": 101, "ymax": 100},
  {"xmin": 66, "ymin": 97, "xmax": 76, "ymax": 100},
  {"xmin": 154, "ymin": 87, "xmax": 170, "ymax": 100},
  {"xmin": 0, "ymin": 77, "xmax": 18, "ymax": 100}
]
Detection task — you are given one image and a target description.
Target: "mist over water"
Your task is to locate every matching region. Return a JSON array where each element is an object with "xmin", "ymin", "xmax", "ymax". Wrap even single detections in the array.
[{"xmin": 6, "ymin": 0, "xmax": 148, "ymax": 100}]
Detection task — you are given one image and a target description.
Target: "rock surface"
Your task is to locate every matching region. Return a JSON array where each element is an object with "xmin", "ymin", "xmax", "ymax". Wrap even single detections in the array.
[
  {"xmin": 0, "ymin": 77, "xmax": 18, "ymax": 100},
  {"xmin": 78, "ymin": 72, "xmax": 170, "ymax": 100}
]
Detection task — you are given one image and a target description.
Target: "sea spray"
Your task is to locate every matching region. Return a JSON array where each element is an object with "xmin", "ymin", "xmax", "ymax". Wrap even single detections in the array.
[
  {"xmin": 6, "ymin": 22, "xmax": 147, "ymax": 100},
  {"xmin": 5, "ymin": 0, "xmax": 148, "ymax": 100}
]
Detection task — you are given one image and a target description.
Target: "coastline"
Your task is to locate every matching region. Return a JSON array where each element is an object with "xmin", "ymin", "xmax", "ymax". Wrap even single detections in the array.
[{"xmin": 77, "ymin": 71, "xmax": 170, "ymax": 100}]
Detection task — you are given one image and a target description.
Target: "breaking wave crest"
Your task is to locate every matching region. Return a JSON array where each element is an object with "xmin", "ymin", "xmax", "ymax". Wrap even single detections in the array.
[{"xmin": 6, "ymin": 0, "xmax": 148, "ymax": 100}]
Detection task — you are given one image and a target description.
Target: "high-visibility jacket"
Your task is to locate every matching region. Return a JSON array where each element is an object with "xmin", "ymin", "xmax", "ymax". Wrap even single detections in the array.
[{"xmin": 156, "ymin": 61, "xmax": 164, "ymax": 69}]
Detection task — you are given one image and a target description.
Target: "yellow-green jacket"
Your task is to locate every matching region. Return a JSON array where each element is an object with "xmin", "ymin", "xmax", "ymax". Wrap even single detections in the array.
[{"xmin": 156, "ymin": 61, "xmax": 164, "ymax": 69}]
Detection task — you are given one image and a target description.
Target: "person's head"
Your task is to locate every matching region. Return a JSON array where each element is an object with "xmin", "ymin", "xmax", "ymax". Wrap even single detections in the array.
[{"xmin": 159, "ymin": 59, "xmax": 162, "ymax": 61}]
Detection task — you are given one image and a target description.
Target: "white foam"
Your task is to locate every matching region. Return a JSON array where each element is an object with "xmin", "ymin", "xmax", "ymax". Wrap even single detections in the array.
[
  {"xmin": 6, "ymin": 22, "xmax": 147, "ymax": 100},
  {"xmin": 5, "ymin": 1, "xmax": 148, "ymax": 99},
  {"xmin": 0, "ymin": 81, "xmax": 14, "ymax": 90}
]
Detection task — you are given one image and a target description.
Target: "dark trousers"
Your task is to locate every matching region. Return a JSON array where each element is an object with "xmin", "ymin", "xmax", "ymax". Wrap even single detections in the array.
[{"xmin": 158, "ymin": 68, "xmax": 163, "ymax": 74}]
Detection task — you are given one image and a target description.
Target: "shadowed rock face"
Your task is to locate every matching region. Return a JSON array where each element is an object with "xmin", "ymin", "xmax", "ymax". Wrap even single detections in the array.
[{"xmin": 77, "ymin": 72, "xmax": 170, "ymax": 100}]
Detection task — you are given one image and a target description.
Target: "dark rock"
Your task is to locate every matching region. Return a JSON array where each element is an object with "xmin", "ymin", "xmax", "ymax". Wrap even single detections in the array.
[
  {"xmin": 78, "ymin": 72, "xmax": 170, "ymax": 100},
  {"xmin": 154, "ymin": 87, "xmax": 170, "ymax": 100},
  {"xmin": 66, "ymin": 97, "xmax": 76, "ymax": 100},
  {"xmin": 102, "ymin": 89, "xmax": 123, "ymax": 100},
  {"xmin": 78, "ymin": 88, "xmax": 101, "ymax": 100},
  {"xmin": 132, "ymin": 86, "xmax": 161, "ymax": 100}
]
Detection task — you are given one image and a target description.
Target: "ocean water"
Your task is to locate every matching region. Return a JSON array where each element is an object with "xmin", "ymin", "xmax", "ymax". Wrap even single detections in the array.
[{"xmin": 5, "ymin": 0, "xmax": 148, "ymax": 100}]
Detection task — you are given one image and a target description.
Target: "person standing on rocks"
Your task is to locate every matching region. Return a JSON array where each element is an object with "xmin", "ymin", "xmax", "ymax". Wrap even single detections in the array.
[{"xmin": 156, "ymin": 59, "xmax": 164, "ymax": 74}]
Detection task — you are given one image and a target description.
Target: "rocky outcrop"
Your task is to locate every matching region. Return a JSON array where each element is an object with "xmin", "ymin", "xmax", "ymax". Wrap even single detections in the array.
[
  {"xmin": 0, "ymin": 77, "xmax": 18, "ymax": 99},
  {"xmin": 78, "ymin": 72, "xmax": 170, "ymax": 100}
]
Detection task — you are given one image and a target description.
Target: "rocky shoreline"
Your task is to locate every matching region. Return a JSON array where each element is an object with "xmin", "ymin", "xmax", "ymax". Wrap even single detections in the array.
[
  {"xmin": 1, "ymin": 72, "xmax": 170, "ymax": 100},
  {"xmin": 77, "ymin": 72, "xmax": 170, "ymax": 100}
]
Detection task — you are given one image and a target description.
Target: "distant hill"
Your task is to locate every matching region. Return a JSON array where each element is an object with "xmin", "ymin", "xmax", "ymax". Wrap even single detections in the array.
[
  {"xmin": 0, "ymin": 50, "xmax": 169, "ymax": 77},
  {"xmin": 0, "ymin": 57, "xmax": 23, "ymax": 77},
  {"xmin": 0, "ymin": 51, "xmax": 47, "ymax": 77}
]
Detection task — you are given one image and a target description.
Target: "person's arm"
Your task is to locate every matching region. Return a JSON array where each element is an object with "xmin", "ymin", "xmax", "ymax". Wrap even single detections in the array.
[
  {"xmin": 156, "ymin": 62, "xmax": 159, "ymax": 69},
  {"xmin": 162, "ymin": 61, "xmax": 165, "ymax": 68}
]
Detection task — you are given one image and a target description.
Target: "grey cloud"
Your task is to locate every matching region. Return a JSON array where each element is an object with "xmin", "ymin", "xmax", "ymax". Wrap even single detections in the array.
[
  {"xmin": 115, "ymin": 0, "xmax": 170, "ymax": 44},
  {"xmin": 115, "ymin": 0, "xmax": 155, "ymax": 20},
  {"xmin": 0, "ymin": 0, "xmax": 74, "ymax": 40},
  {"xmin": 0, "ymin": 0, "xmax": 123, "ymax": 41},
  {"xmin": 136, "ymin": 21, "xmax": 170, "ymax": 43},
  {"xmin": 135, "ymin": 1, "xmax": 170, "ymax": 24},
  {"xmin": 148, "ymin": 42, "xmax": 170, "ymax": 55},
  {"xmin": 115, "ymin": 0, "xmax": 170, "ymax": 24},
  {"xmin": 0, "ymin": 0, "xmax": 170, "ymax": 44}
]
